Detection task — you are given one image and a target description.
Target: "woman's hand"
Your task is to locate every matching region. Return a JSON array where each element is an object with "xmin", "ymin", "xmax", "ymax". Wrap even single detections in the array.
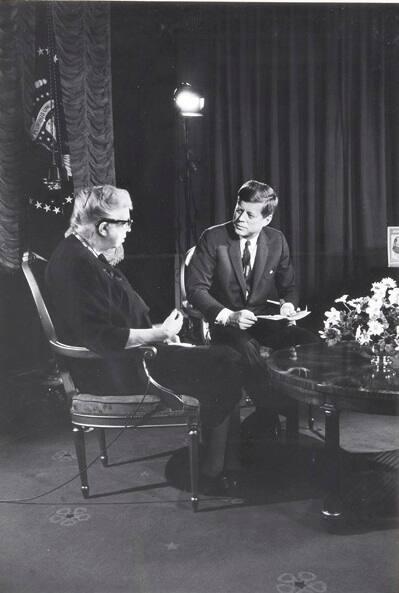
[
  {"xmin": 164, "ymin": 334, "xmax": 181, "ymax": 345},
  {"xmin": 126, "ymin": 311, "xmax": 183, "ymax": 349},
  {"xmin": 161, "ymin": 309, "xmax": 184, "ymax": 340}
]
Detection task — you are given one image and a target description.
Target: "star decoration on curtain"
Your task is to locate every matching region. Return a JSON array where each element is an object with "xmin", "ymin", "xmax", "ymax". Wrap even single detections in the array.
[
  {"xmin": 165, "ymin": 542, "xmax": 179, "ymax": 551},
  {"xmin": 29, "ymin": 194, "xmax": 74, "ymax": 214}
]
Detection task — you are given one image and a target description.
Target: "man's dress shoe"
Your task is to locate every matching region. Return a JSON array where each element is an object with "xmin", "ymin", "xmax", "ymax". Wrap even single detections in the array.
[
  {"xmin": 222, "ymin": 470, "xmax": 245, "ymax": 497},
  {"xmin": 199, "ymin": 471, "xmax": 245, "ymax": 497},
  {"xmin": 241, "ymin": 409, "xmax": 281, "ymax": 442},
  {"xmin": 198, "ymin": 473, "xmax": 226, "ymax": 496}
]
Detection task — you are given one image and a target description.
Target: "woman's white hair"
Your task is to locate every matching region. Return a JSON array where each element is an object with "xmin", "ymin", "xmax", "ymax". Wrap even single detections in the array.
[{"xmin": 65, "ymin": 185, "xmax": 132, "ymax": 240}]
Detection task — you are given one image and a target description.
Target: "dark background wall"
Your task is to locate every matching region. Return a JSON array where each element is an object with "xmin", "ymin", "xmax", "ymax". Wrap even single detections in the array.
[
  {"xmin": 110, "ymin": 3, "xmax": 220, "ymax": 321},
  {"xmin": 110, "ymin": 2, "xmax": 399, "ymax": 325},
  {"xmin": 111, "ymin": 3, "xmax": 179, "ymax": 320},
  {"xmin": 1, "ymin": 1, "xmax": 398, "ymax": 378}
]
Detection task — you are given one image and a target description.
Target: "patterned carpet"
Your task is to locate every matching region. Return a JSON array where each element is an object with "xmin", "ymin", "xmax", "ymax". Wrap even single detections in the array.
[{"xmin": 0, "ymin": 380, "xmax": 398, "ymax": 593}]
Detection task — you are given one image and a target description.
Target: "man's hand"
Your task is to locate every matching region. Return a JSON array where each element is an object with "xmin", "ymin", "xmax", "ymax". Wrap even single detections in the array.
[
  {"xmin": 161, "ymin": 309, "xmax": 184, "ymax": 339},
  {"xmin": 228, "ymin": 309, "xmax": 257, "ymax": 330},
  {"xmin": 280, "ymin": 302, "xmax": 296, "ymax": 318}
]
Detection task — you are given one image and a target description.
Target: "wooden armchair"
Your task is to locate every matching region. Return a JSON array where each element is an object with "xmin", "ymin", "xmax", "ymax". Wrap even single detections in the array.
[
  {"xmin": 180, "ymin": 246, "xmax": 211, "ymax": 345},
  {"xmin": 22, "ymin": 252, "xmax": 201, "ymax": 511}
]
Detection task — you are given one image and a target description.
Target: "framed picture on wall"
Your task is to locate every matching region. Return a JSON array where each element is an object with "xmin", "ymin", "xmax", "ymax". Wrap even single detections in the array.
[{"xmin": 387, "ymin": 226, "xmax": 399, "ymax": 267}]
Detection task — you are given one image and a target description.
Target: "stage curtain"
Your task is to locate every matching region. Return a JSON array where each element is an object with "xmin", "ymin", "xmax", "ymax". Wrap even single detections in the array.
[
  {"xmin": 53, "ymin": 2, "xmax": 115, "ymax": 191},
  {"xmin": 208, "ymin": 5, "xmax": 399, "ymax": 302},
  {"xmin": 0, "ymin": 1, "xmax": 114, "ymax": 272},
  {"xmin": 0, "ymin": 2, "xmax": 30, "ymax": 271}
]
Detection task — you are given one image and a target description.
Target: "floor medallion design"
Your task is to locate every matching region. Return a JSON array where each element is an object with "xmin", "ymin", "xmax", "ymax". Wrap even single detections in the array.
[
  {"xmin": 49, "ymin": 507, "xmax": 90, "ymax": 527},
  {"xmin": 276, "ymin": 571, "xmax": 327, "ymax": 593}
]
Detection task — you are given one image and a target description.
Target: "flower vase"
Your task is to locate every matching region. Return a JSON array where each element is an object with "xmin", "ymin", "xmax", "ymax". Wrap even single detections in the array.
[{"xmin": 369, "ymin": 349, "xmax": 396, "ymax": 382}]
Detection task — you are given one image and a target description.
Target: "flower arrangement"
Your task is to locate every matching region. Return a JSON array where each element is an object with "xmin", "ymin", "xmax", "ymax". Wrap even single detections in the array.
[{"xmin": 320, "ymin": 278, "xmax": 399, "ymax": 355}]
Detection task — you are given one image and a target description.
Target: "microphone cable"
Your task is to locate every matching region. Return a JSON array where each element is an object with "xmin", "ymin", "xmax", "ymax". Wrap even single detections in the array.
[{"xmin": 0, "ymin": 380, "xmax": 158, "ymax": 504}]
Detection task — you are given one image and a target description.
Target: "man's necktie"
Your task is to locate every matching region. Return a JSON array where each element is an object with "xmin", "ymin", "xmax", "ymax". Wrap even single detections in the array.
[{"xmin": 242, "ymin": 240, "xmax": 252, "ymax": 292}]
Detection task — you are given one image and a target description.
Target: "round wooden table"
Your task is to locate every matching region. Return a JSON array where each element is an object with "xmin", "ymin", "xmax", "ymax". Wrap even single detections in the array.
[{"xmin": 267, "ymin": 341, "xmax": 399, "ymax": 523}]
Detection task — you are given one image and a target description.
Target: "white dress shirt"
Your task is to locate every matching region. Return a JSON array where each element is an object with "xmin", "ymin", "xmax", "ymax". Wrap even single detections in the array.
[
  {"xmin": 239, "ymin": 236, "xmax": 258, "ymax": 270},
  {"xmin": 215, "ymin": 233, "xmax": 261, "ymax": 325}
]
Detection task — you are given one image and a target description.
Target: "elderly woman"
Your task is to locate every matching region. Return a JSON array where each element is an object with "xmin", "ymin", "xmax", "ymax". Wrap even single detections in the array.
[{"xmin": 46, "ymin": 185, "xmax": 244, "ymax": 494}]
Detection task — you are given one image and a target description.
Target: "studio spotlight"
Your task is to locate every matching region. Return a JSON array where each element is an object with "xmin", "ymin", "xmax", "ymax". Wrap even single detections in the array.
[{"xmin": 174, "ymin": 83, "xmax": 204, "ymax": 117}]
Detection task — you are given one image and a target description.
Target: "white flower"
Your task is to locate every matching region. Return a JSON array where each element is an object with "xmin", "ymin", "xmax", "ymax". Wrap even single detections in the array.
[
  {"xmin": 321, "ymin": 278, "xmax": 399, "ymax": 354},
  {"xmin": 366, "ymin": 297, "xmax": 383, "ymax": 318},
  {"xmin": 347, "ymin": 297, "xmax": 367, "ymax": 314},
  {"xmin": 319, "ymin": 325, "xmax": 342, "ymax": 345},
  {"xmin": 324, "ymin": 307, "xmax": 341, "ymax": 325},
  {"xmin": 388, "ymin": 287, "xmax": 399, "ymax": 306},
  {"xmin": 327, "ymin": 333, "xmax": 342, "ymax": 346},
  {"xmin": 371, "ymin": 280, "xmax": 388, "ymax": 293},
  {"xmin": 368, "ymin": 319, "xmax": 385, "ymax": 336},
  {"xmin": 380, "ymin": 277, "xmax": 397, "ymax": 288},
  {"xmin": 355, "ymin": 327, "xmax": 370, "ymax": 345},
  {"xmin": 383, "ymin": 320, "xmax": 391, "ymax": 332}
]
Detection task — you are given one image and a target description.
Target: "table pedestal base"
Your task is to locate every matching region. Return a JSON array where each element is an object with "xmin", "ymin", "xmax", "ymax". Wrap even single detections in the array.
[{"xmin": 321, "ymin": 403, "xmax": 343, "ymax": 524}]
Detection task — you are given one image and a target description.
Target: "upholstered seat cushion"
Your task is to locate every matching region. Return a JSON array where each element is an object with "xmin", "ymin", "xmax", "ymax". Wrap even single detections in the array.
[
  {"xmin": 71, "ymin": 393, "xmax": 200, "ymax": 428},
  {"xmin": 71, "ymin": 393, "xmax": 161, "ymax": 418}
]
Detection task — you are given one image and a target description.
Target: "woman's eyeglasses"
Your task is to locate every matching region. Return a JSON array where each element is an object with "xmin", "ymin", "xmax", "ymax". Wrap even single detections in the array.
[{"xmin": 96, "ymin": 217, "xmax": 133, "ymax": 229}]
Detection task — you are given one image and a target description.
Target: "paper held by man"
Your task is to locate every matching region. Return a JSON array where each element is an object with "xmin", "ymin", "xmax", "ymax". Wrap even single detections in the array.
[{"xmin": 257, "ymin": 309, "xmax": 311, "ymax": 322}]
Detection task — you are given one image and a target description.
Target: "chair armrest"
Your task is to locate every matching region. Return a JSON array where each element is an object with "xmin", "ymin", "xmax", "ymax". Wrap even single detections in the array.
[
  {"xmin": 146, "ymin": 371, "xmax": 200, "ymax": 413},
  {"xmin": 181, "ymin": 300, "xmax": 204, "ymax": 320},
  {"xmin": 181, "ymin": 299, "xmax": 211, "ymax": 346},
  {"xmin": 50, "ymin": 340, "xmax": 157, "ymax": 361},
  {"xmin": 50, "ymin": 340, "xmax": 102, "ymax": 359},
  {"xmin": 52, "ymin": 340, "xmax": 199, "ymax": 413}
]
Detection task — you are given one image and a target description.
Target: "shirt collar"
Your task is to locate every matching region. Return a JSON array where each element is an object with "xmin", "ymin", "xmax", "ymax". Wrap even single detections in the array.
[
  {"xmin": 73, "ymin": 232, "xmax": 101, "ymax": 259},
  {"xmin": 240, "ymin": 233, "xmax": 260, "ymax": 248}
]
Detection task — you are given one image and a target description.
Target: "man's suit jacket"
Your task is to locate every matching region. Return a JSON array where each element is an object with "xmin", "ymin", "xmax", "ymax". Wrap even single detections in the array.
[{"xmin": 187, "ymin": 222, "xmax": 298, "ymax": 322}]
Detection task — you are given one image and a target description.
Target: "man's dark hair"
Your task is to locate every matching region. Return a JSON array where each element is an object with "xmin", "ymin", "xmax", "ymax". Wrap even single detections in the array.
[{"xmin": 237, "ymin": 179, "xmax": 278, "ymax": 217}]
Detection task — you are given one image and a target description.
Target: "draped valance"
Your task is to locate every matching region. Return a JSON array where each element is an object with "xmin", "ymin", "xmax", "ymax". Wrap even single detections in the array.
[{"xmin": 0, "ymin": 1, "xmax": 114, "ymax": 271}]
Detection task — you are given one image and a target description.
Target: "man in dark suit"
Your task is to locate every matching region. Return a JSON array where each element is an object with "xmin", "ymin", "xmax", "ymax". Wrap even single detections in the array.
[{"xmin": 187, "ymin": 179, "xmax": 317, "ymax": 423}]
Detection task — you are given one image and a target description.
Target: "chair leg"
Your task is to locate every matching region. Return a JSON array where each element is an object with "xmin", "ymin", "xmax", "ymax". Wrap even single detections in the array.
[
  {"xmin": 188, "ymin": 423, "xmax": 199, "ymax": 512},
  {"xmin": 308, "ymin": 404, "xmax": 314, "ymax": 430},
  {"xmin": 286, "ymin": 402, "xmax": 299, "ymax": 441},
  {"xmin": 97, "ymin": 428, "xmax": 108, "ymax": 466},
  {"xmin": 72, "ymin": 426, "xmax": 89, "ymax": 498}
]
